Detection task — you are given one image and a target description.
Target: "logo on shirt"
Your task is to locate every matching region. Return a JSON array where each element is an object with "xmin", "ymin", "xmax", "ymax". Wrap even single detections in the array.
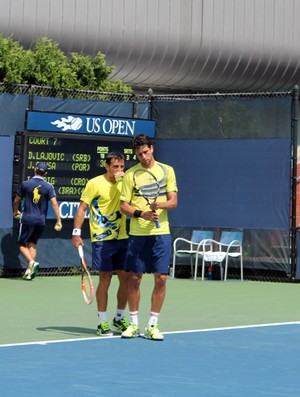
[{"xmin": 33, "ymin": 185, "xmax": 41, "ymax": 204}]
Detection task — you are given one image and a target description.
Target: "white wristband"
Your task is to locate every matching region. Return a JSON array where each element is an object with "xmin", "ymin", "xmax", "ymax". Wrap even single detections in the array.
[{"xmin": 72, "ymin": 228, "xmax": 81, "ymax": 236}]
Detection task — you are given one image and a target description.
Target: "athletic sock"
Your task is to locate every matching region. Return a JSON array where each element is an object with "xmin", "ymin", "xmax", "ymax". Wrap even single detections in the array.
[
  {"xmin": 147, "ymin": 312, "xmax": 160, "ymax": 328},
  {"xmin": 98, "ymin": 311, "xmax": 107, "ymax": 325},
  {"xmin": 129, "ymin": 311, "xmax": 139, "ymax": 326}
]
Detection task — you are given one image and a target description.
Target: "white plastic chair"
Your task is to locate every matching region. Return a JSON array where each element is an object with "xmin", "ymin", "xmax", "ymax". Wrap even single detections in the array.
[
  {"xmin": 194, "ymin": 230, "xmax": 244, "ymax": 281},
  {"xmin": 171, "ymin": 230, "xmax": 214, "ymax": 279}
]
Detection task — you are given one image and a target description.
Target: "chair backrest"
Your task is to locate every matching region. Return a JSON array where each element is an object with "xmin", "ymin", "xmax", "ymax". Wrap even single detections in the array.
[
  {"xmin": 220, "ymin": 231, "xmax": 243, "ymax": 245},
  {"xmin": 191, "ymin": 230, "xmax": 214, "ymax": 244}
]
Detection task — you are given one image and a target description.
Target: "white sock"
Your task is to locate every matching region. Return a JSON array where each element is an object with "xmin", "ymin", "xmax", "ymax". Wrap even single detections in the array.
[
  {"xmin": 98, "ymin": 311, "xmax": 107, "ymax": 325},
  {"xmin": 147, "ymin": 312, "xmax": 160, "ymax": 327},
  {"xmin": 129, "ymin": 311, "xmax": 139, "ymax": 326}
]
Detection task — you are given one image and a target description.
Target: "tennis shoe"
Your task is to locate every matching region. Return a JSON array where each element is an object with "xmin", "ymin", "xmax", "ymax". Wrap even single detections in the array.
[
  {"xmin": 144, "ymin": 325, "xmax": 164, "ymax": 341},
  {"xmin": 97, "ymin": 321, "xmax": 113, "ymax": 337},
  {"xmin": 111, "ymin": 317, "xmax": 129, "ymax": 333},
  {"xmin": 121, "ymin": 323, "xmax": 140, "ymax": 338},
  {"xmin": 23, "ymin": 268, "xmax": 32, "ymax": 280},
  {"xmin": 30, "ymin": 261, "xmax": 39, "ymax": 279}
]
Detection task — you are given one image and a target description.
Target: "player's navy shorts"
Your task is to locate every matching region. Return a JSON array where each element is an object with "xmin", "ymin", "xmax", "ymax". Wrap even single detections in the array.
[
  {"xmin": 92, "ymin": 239, "xmax": 128, "ymax": 272},
  {"xmin": 18, "ymin": 224, "xmax": 45, "ymax": 246},
  {"xmin": 125, "ymin": 234, "xmax": 171, "ymax": 274}
]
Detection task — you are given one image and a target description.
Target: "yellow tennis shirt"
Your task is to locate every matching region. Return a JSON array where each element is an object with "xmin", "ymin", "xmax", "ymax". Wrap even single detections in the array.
[
  {"xmin": 80, "ymin": 174, "xmax": 128, "ymax": 242},
  {"xmin": 120, "ymin": 161, "xmax": 178, "ymax": 236}
]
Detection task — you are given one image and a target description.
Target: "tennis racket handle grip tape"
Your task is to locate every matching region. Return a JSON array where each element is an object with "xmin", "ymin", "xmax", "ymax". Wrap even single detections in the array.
[
  {"xmin": 78, "ymin": 245, "xmax": 84, "ymax": 259},
  {"xmin": 155, "ymin": 221, "xmax": 160, "ymax": 228}
]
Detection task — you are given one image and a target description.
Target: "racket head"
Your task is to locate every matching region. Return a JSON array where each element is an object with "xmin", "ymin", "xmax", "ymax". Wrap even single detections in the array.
[
  {"xmin": 133, "ymin": 168, "xmax": 160, "ymax": 228},
  {"xmin": 133, "ymin": 168, "xmax": 160, "ymax": 203},
  {"xmin": 82, "ymin": 270, "xmax": 94, "ymax": 305},
  {"xmin": 78, "ymin": 246, "xmax": 95, "ymax": 305}
]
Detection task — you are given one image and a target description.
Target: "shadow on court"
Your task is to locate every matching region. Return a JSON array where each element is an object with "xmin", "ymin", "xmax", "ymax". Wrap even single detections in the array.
[{"xmin": 36, "ymin": 326, "xmax": 96, "ymax": 337}]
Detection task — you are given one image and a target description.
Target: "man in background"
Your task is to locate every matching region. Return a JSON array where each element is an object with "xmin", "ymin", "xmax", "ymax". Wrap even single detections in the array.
[{"xmin": 13, "ymin": 161, "xmax": 62, "ymax": 280}]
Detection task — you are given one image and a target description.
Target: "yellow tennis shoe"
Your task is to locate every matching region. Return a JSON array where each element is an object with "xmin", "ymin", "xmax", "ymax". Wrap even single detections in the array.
[{"xmin": 144, "ymin": 325, "xmax": 164, "ymax": 341}]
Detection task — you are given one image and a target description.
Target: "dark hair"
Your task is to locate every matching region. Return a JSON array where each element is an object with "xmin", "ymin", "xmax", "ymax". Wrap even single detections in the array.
[
  {"xmin": 132, "ymin": 134, "xmax": 152, "ymax": 150},
  {"xmin": 105, "ymin": 152, "xmax": 125, "ymax": 165}
]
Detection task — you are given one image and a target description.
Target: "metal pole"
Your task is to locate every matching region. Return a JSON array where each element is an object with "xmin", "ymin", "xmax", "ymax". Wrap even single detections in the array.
[
  {"xmin": 147, "ymin": 88, "xmax": 153, "ymax": 120},
  {"xmin": 290, "ymin": 85, "xmax": 299, "ymax": 280}
]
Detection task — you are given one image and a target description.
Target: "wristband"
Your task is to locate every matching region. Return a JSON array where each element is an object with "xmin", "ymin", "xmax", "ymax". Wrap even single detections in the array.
[
  {"xmin": 133, "ymin": 210, "xmax": 142, "ymax": 218},
  {"xmin": 72, "ymin": 228, "xmax": 81, "ymax": 236}
]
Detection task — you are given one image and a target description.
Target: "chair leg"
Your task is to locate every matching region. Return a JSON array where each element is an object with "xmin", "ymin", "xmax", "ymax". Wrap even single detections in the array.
[
  {"xmin": 190, "ymin": 255, "xmax": 194, "ymax": 279},
  {"xmin": 223, "ymin": 258, "xmax": 228, "ymax": 281},
  {"xmin": 171, "ymin": 254, "xmax": 176, "ymax": 279},
  {"xmin": 201, "ymin": 258, "xmax": 205, "ymax": 281},
  {"xmin": 240, "ymin": 255, "xmax": 243, "ymax": 281},
  {"xmin": 194, "ymin": 255, "xmax": 198, "ymax": 280}
]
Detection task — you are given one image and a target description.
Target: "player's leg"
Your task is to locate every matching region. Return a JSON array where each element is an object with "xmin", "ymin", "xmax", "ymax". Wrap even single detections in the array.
[
  {"xmin": 144, "ymin": 235, "xmax": 171, "ymax": 341},
  {"xmin": 96, "ymin": 271, "xmax": 113, "ymax": 312},
  {"xmin": 92, "ymin": 241, "xmax": 114, "ymax": 336},
  {"xmin": 96, "ymin": 271, "xmax": 114, "ymax": 336},
  {"xmin": 18, "ymin": 225, "xmax": 40, "ymax": 280},
  {"xmin": 111, "ymin": 269, "xmax": 129, "ymax": 333},
  {"xmin": 151, "ymin": 273, "xmax": 167, "ymax": 313},
  {"xmin": 121, "ymin": 272, "xmax": 142, "ymax": 338},
  {"xmin": 121, "ymin": 236, "xmax": 146, "ymax": 338}
]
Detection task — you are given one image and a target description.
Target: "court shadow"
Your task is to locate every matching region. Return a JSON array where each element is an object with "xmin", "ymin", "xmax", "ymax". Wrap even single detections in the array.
[{"xmin": 37, "ymin": 326, "xmax": 96, "ymax": 336}]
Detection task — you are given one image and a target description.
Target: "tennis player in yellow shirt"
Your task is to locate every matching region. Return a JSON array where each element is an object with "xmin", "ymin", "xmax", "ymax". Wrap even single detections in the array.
[
  {"xmin": 120, "ymin": 134, "xmax": 178, "ymax": 341},
  {"xmin": 72, "ymin": 152, "xmax": 129, "ymax": 336}
]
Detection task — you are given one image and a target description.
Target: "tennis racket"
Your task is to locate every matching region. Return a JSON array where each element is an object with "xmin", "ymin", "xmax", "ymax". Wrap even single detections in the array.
[
  {"xmin": 133, "ymin": 168, "xmax": 160, "ymax": 228},
  {"xmin": 78, "ymin": 245, "xmax": 95, "ymax": 305}
]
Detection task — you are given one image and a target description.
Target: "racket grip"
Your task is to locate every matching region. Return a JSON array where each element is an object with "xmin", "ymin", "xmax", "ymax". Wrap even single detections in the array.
[
  {"xmin": 78, "ymin": 245, "xmax": 84, "ymax": 259},
  {"xmin": 155, "ymin": 220, "xmax": 160, "ymax": 228}
]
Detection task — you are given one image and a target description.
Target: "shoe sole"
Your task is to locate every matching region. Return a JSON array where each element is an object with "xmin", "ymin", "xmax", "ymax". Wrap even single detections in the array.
[
  {"xmin": 96, "ymin": 331, "xmax": 113, "ymax": 337},
  {"xmin": 121, "ymin": 333, "xmax": 140, "ymax": 339},
  {"xmin": 143, "ymin": 333, "xmax": 164, "ymax": 341}
]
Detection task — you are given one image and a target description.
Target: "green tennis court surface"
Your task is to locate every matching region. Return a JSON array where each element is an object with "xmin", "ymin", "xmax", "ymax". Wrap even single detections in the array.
[
  {"xmin": 1, "ymin": 276, "xmax": 300, "ymax": 397},
  {"xmin": 1, "ymin": 275, "xmax": 299, "ymax": 345}
]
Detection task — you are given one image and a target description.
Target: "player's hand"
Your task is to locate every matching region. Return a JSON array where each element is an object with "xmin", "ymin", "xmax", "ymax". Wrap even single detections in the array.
[
  {"xmin": 72, "ymin": 236, "xmax": 84, "ymax": 249},
  {"xmin": 150, "ymin": 202, "xmax": 160, "ymax": 211},
  {"xmin": 114, "ymin": 171, "xmax": 125, "ymax": 182},
  {"xmin": 143, "ymin": 210, "xmax": 159, "ymax": 223},
  {"xmin": 54, "ymin": 221, "xmax": 62, "ymax": 231},
  {"xmin": 14, "ymin": 211, "xmax": 22, "ymax": 220}
]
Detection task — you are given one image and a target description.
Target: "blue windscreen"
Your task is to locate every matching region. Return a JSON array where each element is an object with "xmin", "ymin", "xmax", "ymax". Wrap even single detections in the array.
[{"xmin": 155, "ymin": 138, "xmax": 291, "ymax": 230}]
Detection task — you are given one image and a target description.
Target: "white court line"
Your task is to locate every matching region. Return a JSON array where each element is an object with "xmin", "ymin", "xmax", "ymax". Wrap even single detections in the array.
[{"xmin": 1, "ymin": 321, "xmax": 299, "ymax": 348}]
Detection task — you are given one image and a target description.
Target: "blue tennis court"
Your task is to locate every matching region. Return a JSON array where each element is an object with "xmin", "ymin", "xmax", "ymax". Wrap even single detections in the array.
[{"xmin": 1, "ymin": 322, "xmax": 300, "ymax": 397}]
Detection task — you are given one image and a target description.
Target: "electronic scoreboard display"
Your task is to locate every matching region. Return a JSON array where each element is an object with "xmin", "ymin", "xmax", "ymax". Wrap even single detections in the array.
[{"xmin": 13, "ymin": 131, "xmax": 138, "ymax": 201}]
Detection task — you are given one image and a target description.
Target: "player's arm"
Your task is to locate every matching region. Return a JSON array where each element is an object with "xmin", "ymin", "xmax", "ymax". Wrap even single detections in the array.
[
  {"xmin": 13, "ymin": 194, "xmax": 22, "ymax": 218},
  {"xmin": 72, "ymin": 201, "xmax": 89, "ymax": 249},
  {"xmin": 50, "ymin": 196, "xmax": 62, "ymax": 227},
  {"xmin": 120, "ymin": 200, "xmax": 159, "ymax": 222},
  {"xmin": 120, "ymin": 200, "xmax": 139, "ymax": 217}
]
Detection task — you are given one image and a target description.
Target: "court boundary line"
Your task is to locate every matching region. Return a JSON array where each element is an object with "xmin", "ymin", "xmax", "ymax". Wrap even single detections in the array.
[{"xmin": 1, "ymin": 320, "xmax": 299, "ymax": 348}]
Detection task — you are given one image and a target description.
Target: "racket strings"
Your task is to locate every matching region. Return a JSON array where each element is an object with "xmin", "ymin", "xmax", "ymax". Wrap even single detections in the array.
[
  {"xmin": 82, "ymin": 271, "xmax": 94, "ymax": 304},
  {"xmin": 134, "ymin": 173, "xmax": 160, "ymax": 202}
]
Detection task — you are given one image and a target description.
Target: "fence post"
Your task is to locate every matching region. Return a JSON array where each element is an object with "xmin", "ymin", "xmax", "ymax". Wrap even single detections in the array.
[{"xmin": 291, "ymin": 85, "xmax": 299, "ymax": 280}]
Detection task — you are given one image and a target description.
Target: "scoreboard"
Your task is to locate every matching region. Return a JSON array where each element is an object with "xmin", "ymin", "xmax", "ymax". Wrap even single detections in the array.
[{"xmin": 13, "ymin": 131, "xmax": 138, "ymax": 201}]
